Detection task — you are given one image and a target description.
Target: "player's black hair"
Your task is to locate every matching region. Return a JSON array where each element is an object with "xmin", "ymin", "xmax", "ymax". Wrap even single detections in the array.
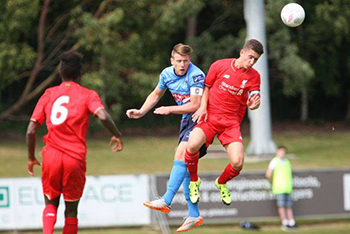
[{"xmin": 59, "ymin": 51, "xmax": 83, "ymax": 81}]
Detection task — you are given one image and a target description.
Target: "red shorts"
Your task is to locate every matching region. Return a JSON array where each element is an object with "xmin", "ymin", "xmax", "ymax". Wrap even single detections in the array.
[
  {"xmin": 196, "ymin": 114, "xmax": 243, "ymax": 147},
  {"xmin": 42, "ymin": 145, "xmax": 86, "ymax": 201}
]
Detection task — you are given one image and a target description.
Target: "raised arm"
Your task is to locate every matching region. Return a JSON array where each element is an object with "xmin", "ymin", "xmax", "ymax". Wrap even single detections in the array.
[
  {"xmin": 96, "ymin": 109, "xmax": 123, "ymax": 152},
  {"xmin": 126, "ymin": 87, "xmax": 166, "ymax": 119},
  {"xmin": 26, "ymin": 121, "xmax": 41, "ymax": 176}
]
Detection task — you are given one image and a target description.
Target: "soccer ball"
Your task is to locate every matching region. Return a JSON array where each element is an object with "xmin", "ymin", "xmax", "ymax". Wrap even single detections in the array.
[{"xmin": 281, "ymin": 3, "xmax": 305, "ymax": 27}]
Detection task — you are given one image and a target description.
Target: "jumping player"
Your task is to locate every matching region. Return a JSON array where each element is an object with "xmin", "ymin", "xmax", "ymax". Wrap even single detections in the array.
[
  {"xmin": 126, "ymin": 43, "xmax": 206, "ymax": 232},
  {"xmin": 26, "ymin": 51, "xmax": 123, "ymax": 234},
  {"xmin": 185, "ymin": 39, "xmax": 263, "ymax": 205}
]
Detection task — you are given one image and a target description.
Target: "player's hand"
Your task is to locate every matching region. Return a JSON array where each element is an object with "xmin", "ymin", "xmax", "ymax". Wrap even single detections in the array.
[
  {"xmin": 192, "ymin": 106, "xmax": 208, "ymax": 123},
  {"xmin": 154, "ymin": 106, "xmax": 171, "ymax": 115},
  {"xmin": 247, "ymin": 94, "xmax": 261, "ymax": 110},
  {"xmin": 27, "ymin": 158, "xmax": 41, "ymax": 176},
  {"xmin": 109, "ymin": 136, "xmax": 123, "ymax": 152},
  {"xmin": 126, "ymin": 109, "xmax": 143, "ymax": 119}
]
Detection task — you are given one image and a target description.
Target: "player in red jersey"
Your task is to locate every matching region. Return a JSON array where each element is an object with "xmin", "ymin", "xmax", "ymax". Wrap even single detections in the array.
[
  {"xmin": 185, "ymin": 39, "xmax": 263, "ymax": 205},
  {"xmin": 26, "ymin": 51, "xmax": 123, "ymax": 234}
]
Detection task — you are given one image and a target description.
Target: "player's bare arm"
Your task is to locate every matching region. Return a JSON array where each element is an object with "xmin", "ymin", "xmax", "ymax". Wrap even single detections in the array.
[
  {"xmin": 96, "ymin": 109, "xmax": 123, "ymax": 152},
  {"xmin": 192, "ymin": 86, "xmax": 210, "ymax": 123},
  {"xmin": 265, "ymin": 168, "xmax": 273, "ymax": 182},
  {"xmin": 126, "ymin": 87, "xmax": 166, "ymax": 119},
  {"xmin": 26, "ymin": 121, "xmax": 41, "ymax": 176},
  {"xmin": 154, "ymin": 94, "xmax": 201, "ymax": 115},
  {"xmin": 247, "ymin": 93, "xmax": 261, "ymax": 110}
]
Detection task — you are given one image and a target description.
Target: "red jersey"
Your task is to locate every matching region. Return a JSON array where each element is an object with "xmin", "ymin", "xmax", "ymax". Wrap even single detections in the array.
[
  {"xmin": 205, "ymin": 58, "xmax": 260, "ymax": 123},
  {"xmin": 30, "ymin": 81, "xmax": 105, "ymax": 161}
]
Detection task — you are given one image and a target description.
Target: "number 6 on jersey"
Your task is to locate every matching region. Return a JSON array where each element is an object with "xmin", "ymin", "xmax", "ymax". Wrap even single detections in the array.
[{"xmin": 50, "ymin": 96, "xmax": 70, "ymax": 125}]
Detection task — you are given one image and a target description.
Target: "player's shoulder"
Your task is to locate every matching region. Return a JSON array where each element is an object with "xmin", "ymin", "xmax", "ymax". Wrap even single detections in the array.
[
  {"xmin": 248, "ymin": 67, "xmax": 260, "ymax": 77},
  {"xmin": 80, "ymin": 85, "xmax": 100, "ymax": 97},
  {"xmin": 188, "ymin": 62, "xmax": 205, "ymax": 74},
  {"xmin": 160, "ymin": 65, "xmax": 173, "ymax": 76}
]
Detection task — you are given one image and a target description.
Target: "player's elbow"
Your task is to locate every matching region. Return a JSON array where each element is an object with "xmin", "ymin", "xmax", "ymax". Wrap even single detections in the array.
[
  {"xmin": 96, "ymin": 109, "xmax": 109, "ymax": 122},
  {"xmin": 26, "ymin": 122, "xmax": 38, "ymax": 136}
]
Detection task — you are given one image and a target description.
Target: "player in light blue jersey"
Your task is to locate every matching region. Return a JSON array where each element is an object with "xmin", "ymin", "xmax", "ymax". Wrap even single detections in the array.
[{"xmin": 126, "ymin": 43, "xmax": 206, "ymax": 232}]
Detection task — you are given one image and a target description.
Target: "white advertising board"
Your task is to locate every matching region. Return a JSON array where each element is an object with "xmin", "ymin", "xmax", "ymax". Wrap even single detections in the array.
[{"xmin": 0, "ymin": 174, "xmax": 150, "ymax": 230}]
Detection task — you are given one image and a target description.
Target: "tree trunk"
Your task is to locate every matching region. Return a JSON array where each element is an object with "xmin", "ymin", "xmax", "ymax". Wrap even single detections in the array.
[
  {"xmin": 0, "ymin": 0, "xmax": 110, "ymax": 121},
  {"xmin": 186, "ymin": 16, "xmax": 197, "ymax": 40},
  {"xmin": 300, "ymin": 86, "xmax": 308, "ymax": 122}
]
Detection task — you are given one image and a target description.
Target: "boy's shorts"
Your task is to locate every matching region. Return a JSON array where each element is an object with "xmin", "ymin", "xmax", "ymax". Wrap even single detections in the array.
[
  {"xmin": 179, "ymin": 116, "xmax": 207, "ymax": 158},
  {"xmin": 276, "ymin": 193, "xmax": 293, "ymax": 207},
  {"xmin": 42, "ymin": 145, "xmax": 86, "ymax": 201},
  {"xmin": 196, "ymin": 114, "xmax": 243, "ymax": 147}
]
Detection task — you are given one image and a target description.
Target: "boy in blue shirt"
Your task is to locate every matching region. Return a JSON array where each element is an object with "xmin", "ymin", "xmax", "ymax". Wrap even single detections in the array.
[{"xmin": 126, "ymin": 43, "xmax": 206, "ymax": 232}]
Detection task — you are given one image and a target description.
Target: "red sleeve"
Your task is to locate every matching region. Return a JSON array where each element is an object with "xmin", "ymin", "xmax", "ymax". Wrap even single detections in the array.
[
  {"xmin": 30, "ymin": 90, "xmax": 50, "ymax": 125},
  {"xmin": 87, "ymin": 90, "xmax": 105, "ymax": 115},
  {"xmin": 205, "ymin": 61, "xmax": 219, "ymax": 87},
  {"xmin": 249, "ymin": 73, "xmax": 261, "ymax": 92}
]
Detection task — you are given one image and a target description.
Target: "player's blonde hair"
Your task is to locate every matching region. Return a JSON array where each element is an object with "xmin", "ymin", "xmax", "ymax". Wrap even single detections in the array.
[
  {"xmin": 243, "ymin": 39, "xmax": 264, "ymax": 55},
  {"xmin": 171, "ymin": 43, "xmax": 193, "ymax": 57}
]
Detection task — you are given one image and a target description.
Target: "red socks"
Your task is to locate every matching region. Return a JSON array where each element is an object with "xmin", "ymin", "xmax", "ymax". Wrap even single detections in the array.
[
  {"xmin": 218, "ymin": 163, "xmax": 241, "ymax": 184},
  {"xmin": 43, "ymin": 204, "xmax": 57, "ymax": 234},
  {"xmin": 63, "ymin": 217, "xmax": 78, "ymax": 234},
  {"xmin": 185, "ymin": 149, "xmax": 199, "ymax": 181}
]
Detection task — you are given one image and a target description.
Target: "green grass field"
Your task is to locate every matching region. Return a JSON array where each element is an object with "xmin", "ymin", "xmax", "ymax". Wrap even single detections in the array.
[
  {"xmin": 1, "ymin": 131, "xmax": 350, "ymax": 233},
  {"xmin": 2, "ymin": 132, "xmax": 350, "ymax": 177}
]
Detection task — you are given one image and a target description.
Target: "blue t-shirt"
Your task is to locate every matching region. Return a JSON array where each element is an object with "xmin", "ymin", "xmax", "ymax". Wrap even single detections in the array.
[{"xmin": 157, "ymin": 62, "xmax": 205, "ymax": 119}]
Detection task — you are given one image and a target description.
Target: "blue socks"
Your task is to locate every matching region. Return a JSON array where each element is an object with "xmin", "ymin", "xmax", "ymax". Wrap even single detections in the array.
[
  {"xmin": 162, "ymin": 160, "xmax": 200, "ymax": 217},
  {"xmin": 162, "ymin": 160, "xmax": 187, "ymax": 206},
  {"xmin": 183, "ymin": 171, "xmax": 200, "ymax": 217}
]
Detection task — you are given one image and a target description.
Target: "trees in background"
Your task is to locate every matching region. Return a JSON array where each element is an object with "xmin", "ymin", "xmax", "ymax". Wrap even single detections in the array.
[{"xmin": 0, "ymin": 0, "xmax": 349, "ymax": 124}]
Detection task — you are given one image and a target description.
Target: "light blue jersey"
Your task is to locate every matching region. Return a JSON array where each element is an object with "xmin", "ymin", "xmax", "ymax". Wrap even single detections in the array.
[{"xmin": 157, "ymin": 62, "xmax": 205, "ymax": 119}]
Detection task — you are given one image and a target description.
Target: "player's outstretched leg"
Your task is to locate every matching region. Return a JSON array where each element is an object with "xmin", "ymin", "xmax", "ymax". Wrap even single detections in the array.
[
  {"xmin": 143, "ymin": 160, "xmax": 187, "ymax": 213},
  {"xmin": 176, "ymin": 171, "xmax": 203, "ymax": 232}
]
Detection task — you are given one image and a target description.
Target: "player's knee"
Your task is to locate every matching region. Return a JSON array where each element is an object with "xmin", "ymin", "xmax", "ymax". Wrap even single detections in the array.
[
  {"xmin": 187, "ymin": 141, "xmax": 200, "ymax": 153},
  {"xmin": 230, "ymin": 159, "xmax": 243, "ymax": 169}
]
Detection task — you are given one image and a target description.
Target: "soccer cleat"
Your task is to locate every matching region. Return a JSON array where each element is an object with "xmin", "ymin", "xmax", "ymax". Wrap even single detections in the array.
[
  {"xmin": 215, "ymin": 178, "xmax": 232, "ymax": 205},
  {"xmin": 176, "ymin": 216, "xmax": 203, "ymax": 233},
  {"xmin": 189, "ymin": 178, "xmax": 201, "ymax": 204},
  {"xmin": 143, "ymin": 198, "xmax": 171, "ymax": 214}
]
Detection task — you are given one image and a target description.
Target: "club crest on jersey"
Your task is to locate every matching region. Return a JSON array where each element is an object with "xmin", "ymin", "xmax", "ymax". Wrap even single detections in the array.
[
  {"xmin": 192, "ymin": 74, "xmax": 204, "ymax": 83},
  {"xmin": 240, "ymin": 80, "xmax": 248, "ymax": 88}
]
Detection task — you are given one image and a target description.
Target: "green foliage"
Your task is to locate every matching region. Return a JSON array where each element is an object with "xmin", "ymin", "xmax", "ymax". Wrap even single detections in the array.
[
  {"xmin": 266, "ymin": 0, "xmax": 314, "ymax": 97},
  {"xmin": 73, "ymin": 0, "xmax": 206, "ymax": 121},
  {"xmin": 0, "ymin": 0, "xmax": 38, "ymax": 89}
]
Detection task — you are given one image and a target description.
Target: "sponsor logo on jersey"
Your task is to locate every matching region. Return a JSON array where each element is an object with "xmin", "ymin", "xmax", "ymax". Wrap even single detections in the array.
[
  {"xmin": 172, "ymin": 93, "xmax": 190, "ymax": 103},
  {"xmin": 192, "ymin": 74, "xmax": 205, "ymax": 83},
  {"xmin": 240, "ymin": 80, "xmax": 248, "ymax": 88},
  {"xmin": 223, "ymin": 74, "xmax": 230, "ymax": 79}
]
